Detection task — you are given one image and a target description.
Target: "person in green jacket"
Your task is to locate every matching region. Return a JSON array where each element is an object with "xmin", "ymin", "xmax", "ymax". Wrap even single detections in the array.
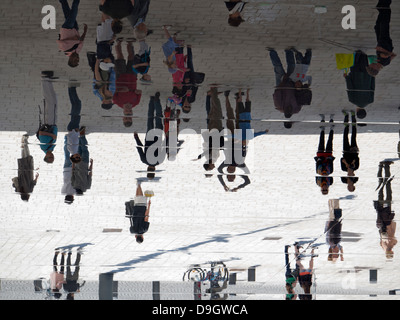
[{"xmin": 344, "ymin": 50, "xmax": 375, "ymax": 119}]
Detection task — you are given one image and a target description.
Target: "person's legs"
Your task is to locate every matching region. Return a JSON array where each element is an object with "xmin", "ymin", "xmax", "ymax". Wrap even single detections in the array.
[
  {"xmin": 154, "ymin": 96, "xmax": 163, "ymax": 130},
  {"xmin": 42, "ymin": 79, "xmax": 58, "ymax": 125},
  {"xmin": 64, "ymin": 135, "xmax": 72, "ymax": 168},
  {"xmin": 225, "ymin": 95, "xmax": 235, "ymax": 134},
  {"xmin": 326, "ymin": 129, "xmax": 334, "ymax": 153},
  {"xmin": 285, "ymin": 49, "xmax": 295, "ymax": 76},
  {"xmin": 304, "ymin": 49, "xmax": 312, "ymax": 65},
  {"xmin": 343, "ymin": 125, "xmax": 350, "ymax": 152},
  {"xmin": 205, "ymin": 92, "xmax": 211, "ymax": 126},
  {"xmin": 60, "ymin": 0, "xmax": 80, "ymax": 30},
  {"xmin": 350, "ymin": 125, "xmax": 358, "ymax": 151},
  {"xmin": 269, "ymin": 50, "xmax": 285, "ymax": 86},
  {"xmin": 317, "ymin": 129, "xmax": 325, "ymax": 152},
  {"xmin": 375, "ymin": 2, "xmax": 392, "ymax": 49},
  {"xmin": 67, "ymin": 87, "xmax": 82, "ymax": 131},
  {"xmin": 136, "ymin": 184, "xmax": 143, "ymax": 196},
  {"xmin": 186, "ymin": 46, "xmax": 194, "ymax": 72},
  {"xmin": 78, "ymin": 135, "xmax": 89, "ymax": 163},
  {"xmin": 147, "ymin": 97, "xmax": 155, "ymax": 132}
]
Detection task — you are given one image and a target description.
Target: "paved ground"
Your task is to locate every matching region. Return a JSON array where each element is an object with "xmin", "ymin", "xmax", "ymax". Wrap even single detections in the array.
[{"xmin": 0, "ymin": 0, "xmax": 400, "ymax": 301}]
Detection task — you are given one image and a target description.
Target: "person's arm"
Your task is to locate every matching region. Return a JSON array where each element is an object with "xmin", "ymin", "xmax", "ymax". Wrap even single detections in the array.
[
  {"xmin": 94, "ymin": 59, "xmax": 101, "ymax": 81},
  {"xmin": 144, "ymin": 200, "xmax": 150, "ymax": 221},
  {"xmin": 134, "ymin": 133, "xmax": 147, "ymax": 163},
  {"xmin": 88, "ymin": 159, "xmax": 93, "ymax": 176},
  {"xmin": 80, "ymin": 24, "xmax": 88, "ymax": 41},
  {"xmin": 217, "ymin": 174, "xmax": 229, "ymax": 192},
  {"xmin": 231, "ymin": 175, "xmax": 250, "ymax": 192},
  {"xmin": 39, "ymin": 131, "xmax": 57, "ymax": 139},
  {"xmin": 131, "ymin": 0, "xmax": 135, "ymax": 6},
  {"xmin": 34, "ymin": 173, "xmax": 39, "ymax": 184}
]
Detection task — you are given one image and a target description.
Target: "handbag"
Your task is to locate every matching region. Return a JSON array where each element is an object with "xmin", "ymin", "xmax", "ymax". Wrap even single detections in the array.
[{"xmin": 335, "ymin": 53, "xmax": 355, "ymax": 72}]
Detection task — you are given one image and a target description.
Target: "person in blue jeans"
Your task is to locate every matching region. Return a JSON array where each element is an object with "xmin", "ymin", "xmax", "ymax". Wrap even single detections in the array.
[{"xmin": 267, "ymin": 48, "xmax": 296, "ymax": 86}]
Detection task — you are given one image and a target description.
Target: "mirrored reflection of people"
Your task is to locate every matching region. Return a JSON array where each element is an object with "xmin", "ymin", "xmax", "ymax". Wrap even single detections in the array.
[
  {"xmin": 225, "ymin": 1, "xmax": 247, "ymax": 27},
  {"xmin": 63, "ymin": 250, "xmax": 85, "ymax": 300},
  {"xmin": 57, "ymin": 0, "xmax": 87, "ymax": 68},
  {"xmin": 50, "ymin": 250, "xmax": 66, "ymax": 299},
  {"xmin": 374, "ymin": 161, "xmax": 397, "ymax": 259},
  {"xmin": 125, "ymin": 181, "xmax": 151, "ymax": 243},
  {"xmin": 162, "ymin": 26, "xmax": 188, "ymax": 76},
  {"xmin": 134, "ymin": 93, "xmax": 165, "ymax": 179},
  {"xmin": 197, "ymin": 87, "xmax": 226, "ymax": 171},
  {"xmin": 62, "ymin": 134, "xmax": 75, "ymax": 205},
  {"xmin": 341, "ymin": 110, "xmax": 359, "ymax": 192},
  {"xmin": 129, "ymin": 30, "xmax": 152, "ymax": 84},
  {"xmin": 38, "ymin": 72, "xmax": 58, "ymax": 164},
  {"xmin": 366, "ymin": 0, "xmax": 396, "ymax": 78},
  {"xmin": 172, "ymin": 45, "xmax": 204, "ymax": 115},
  {"xmin": 290, "ymin": 48, "xmax": 313, "ymax": 112},
  {"xmin": 12, "ymin": 135, "xmax": 39, "ymax": 201},
  {"xmin": 284, "ymin": 245, "xmax": 299, "ymax": 300},
  {"xmin": 114, "ymin": 38, "xmax": 142, "ymax": 127},
  {"xmin": 315, "ymin": 117, "xmax": 335, "ymax": 195},
  {"xmin": 344, "ymin": 50, "xmax": 375, "ymax": 120},
  {"xmin": 326, "ymin": 199, "xmax": 344, "ymax": 262},
  {"xmin": 99, "ymin": 0, "xmax": 134, "ymax": 33},
  {"xmin": 295, "ymin": 244, "xmax": 316, "ymax": 300},
  {"xmin": 267, "ymin": 48, "xmax": 301, "ymax": 119},
  {"xmin": 71, "ymin": 129, "xmax": 93, "ymax": 196}
]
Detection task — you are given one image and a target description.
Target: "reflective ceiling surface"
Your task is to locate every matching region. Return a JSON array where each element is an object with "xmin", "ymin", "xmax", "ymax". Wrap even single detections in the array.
[{"xmin": 0, "ymin": 0, "xmax": 399, "ymax": 301}]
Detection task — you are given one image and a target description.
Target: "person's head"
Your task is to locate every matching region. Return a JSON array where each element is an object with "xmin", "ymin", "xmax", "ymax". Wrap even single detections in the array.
[
  {"xmin": 65, "ymin": 195, "xmax": 74, "ymax": 204},
  {"xmin": 385, "ymin": 250, "xmax": 394, "ymax": 259},
  {"xmin": 227, "ymin": 165, "xmax": 236, "ymax": 174},
  {"xmin": 20, "ymin": 193, "xmax": 30, "ymax": 202},
  {"xmin": 163, "ymin": 60, "xmax": 177, "ymax": 69},
  {"xmin": 203, "ymin": 163, "xmax": 215, "ymax": 171},
  {"xmin": 75, "ymin": 189, "xmax": 83, "ymax": 196},
  {"xmin": 228, "ymin": 13, "xmax": 245, "ymax": 27},
  {"xmin": 134, "ymin": 23, "xmax": 148, "ymax": 41},
  {"xmin": 147, "ymin": 166, "xmax": 156, "ymax": 180},
  {"xmin": 284, "ymin": 121, "xmax": 293, "ymax": 129},
  {"xmin": 70, "ymin": 153, "xmax": 82, "ymax": 163},
  {"xmin": 66, "ymin": 293, "xmax": 74, "ymax": 300},
  {"xmin": 141, "ymin": 74, "xmax": 152, "ymax": 82},
  {"xmin": 365, "ymin": 63, "xmax": 382, "ymax": 77},
  {"xmin": 321, "ymin": 183, "xmax": 329, "ymax": 195},
  {"xmin": 111, "ymin": 19, "xmax": 123, "ymax": 34},
  {"xmin": 68, "ymin": 52, "xmax": 80, "ymax": 68},
  {"xmin": 182, "ymin": 102, "xmax": 191, "ymax": 114},
  {"xmin": 227, "ymin": 174, "xmax": 236, "ymax": 182},
  {"xmin": 123, "ymin": 103, "xmax": 133, "ymax": 127},
  {"xmin": 101, "ymin": 102, "xmax": 113, "ymax": 110},
  {"xmin": 135, "ymin": 234, "xmax": 144, "ymax": 243},
  {"xmin": 44, "ymin": 151, "xmax": 55, "ymax": 164},
  {"xmin": 284, "ymin": 112, "xmax": 292, "ymax": 119},
  {"xmin": 52, "ymin": 289, "xmax": 62, "ymax": 299},
  {"xmin": 356, "ymin": 107, "xmax": 367, "ymax": 119},
  {"xmin": 294, "ymin": 80, "xmax": 302, "ymax": 88}
]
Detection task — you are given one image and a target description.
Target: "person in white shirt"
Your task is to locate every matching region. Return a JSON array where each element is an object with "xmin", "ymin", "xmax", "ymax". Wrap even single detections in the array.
[{"xmin": 290, "ymin": 48, "xmax": 312, "ymax": 87}]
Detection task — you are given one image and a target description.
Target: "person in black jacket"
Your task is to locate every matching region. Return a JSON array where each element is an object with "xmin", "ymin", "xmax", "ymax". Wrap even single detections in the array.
[
  {"xmin": 340, "ymin": 110, "xmax": 359, "ymax": 192},
  {"xmin": 344, "ymin": 50, "xmax": 375, "ymax": 119},
  {"xmin": 134, "ymin": 93, "xmax": 166, "ymax": 179},
  {"xmin": 63, "ymin": 250, "xmax": 85, "ymax": 300}
]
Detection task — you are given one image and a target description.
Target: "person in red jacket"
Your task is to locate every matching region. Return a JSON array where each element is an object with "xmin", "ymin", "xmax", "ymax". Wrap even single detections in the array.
[{"xmin": 113, "ymin": 38, "xmax": 142, "ymax": 127}]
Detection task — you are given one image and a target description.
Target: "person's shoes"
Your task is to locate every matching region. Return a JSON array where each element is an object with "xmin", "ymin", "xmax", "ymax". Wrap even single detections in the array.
[{"xmin": 224, "ymin": 90, "xmax": 230, "ymax": 97}]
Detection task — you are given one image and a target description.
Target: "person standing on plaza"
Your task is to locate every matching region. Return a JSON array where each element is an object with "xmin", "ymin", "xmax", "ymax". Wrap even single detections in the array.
[
  {"xmin": 126, "ymin": 180, "xmax": 151, "ymax": 243},
  {"xmin": 344, "ymin": 50, "xmax": 375, "ymax": 119},
  {"xmin": 315, "ymin": 116, "xmax": 335, "ymax": 195},
  {"xmin": 341, "ymin": 110, "xmax": 359, "ymax": 192},
  {"xmin": 366, "ymin": 0, "xmax": 396, "ymax": 77},
  {"xmin": 113, "ymin": 38, "xmax": 142, "ymax": 127},
  {"xmin": 63, "ymin": 249, "xmax": 85, "ymax": 300},
  {"xmin": 133, "ymin": 93, "xmax": 165, "ymax": 179},
  {"xmin": 12, "ymin": 134, "xmax": 39, "ymax": 201},
  {"xmin": 38, "ymin": 72, "xmax": 58, "ymax": 164},
  {"xmin": 50, "ymin": 250, "xmax": 66, "ymax": 299},
  {"xmin": 57, "ymin": 0, "xmax": 88, "ymax": 68}
]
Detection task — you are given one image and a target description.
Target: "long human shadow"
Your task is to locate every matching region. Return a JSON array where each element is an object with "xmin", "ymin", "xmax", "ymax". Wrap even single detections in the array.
[{"xmin": 105, "ymin": 210, "xmax": 331, "ymax": 275}]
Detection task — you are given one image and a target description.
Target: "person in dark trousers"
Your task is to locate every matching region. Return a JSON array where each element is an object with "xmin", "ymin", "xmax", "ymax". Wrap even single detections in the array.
[
  {"xmin": 345, "ymin": 50, "xmax": 375, "ymax": 119},
  {"xmin": 125, "ymin": 181, "xmax": 151, "ymax": 243},
  {"xmin": 134, "ymin": 93, "xmax": 165, "ymax": 179},
  {"xmin": 284, "ymin": 245, "xmax": 299, "ymax": 300},
  {"xmin": 340, "ymin": 110, "xmax": 359, "ymax": 192},
  {"xmin": 12, "ymin": 135, "xmax": 39, "ymax": 201},
  {"xmin": 326, "ymin": 199, "xmax": 344, "ymax": 262},
  {"xmin": 366, "ymin": 0, "xmax": 396, "ymax": 77},
  {"xmin": 63, "ymin": 250, "xmax": 85, "ymax": 300},
  {"xmin": 374, "ymin": 161, "xmax": 397, "ymax": 259},
  {"xmin": 315, "ymin": 116, "xmax": 335, "ymax": 195}
]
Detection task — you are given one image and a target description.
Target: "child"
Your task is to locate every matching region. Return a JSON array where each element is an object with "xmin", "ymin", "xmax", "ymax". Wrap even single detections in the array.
[{"xmin": 57, "ymin": 0, "xmax": 87, "ymax": 68}]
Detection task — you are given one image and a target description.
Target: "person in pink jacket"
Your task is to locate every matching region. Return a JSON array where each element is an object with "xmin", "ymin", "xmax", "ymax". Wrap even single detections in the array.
[{"xmin": 56, "ymin": 0, "xmax": 88, "ymax": 68}]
